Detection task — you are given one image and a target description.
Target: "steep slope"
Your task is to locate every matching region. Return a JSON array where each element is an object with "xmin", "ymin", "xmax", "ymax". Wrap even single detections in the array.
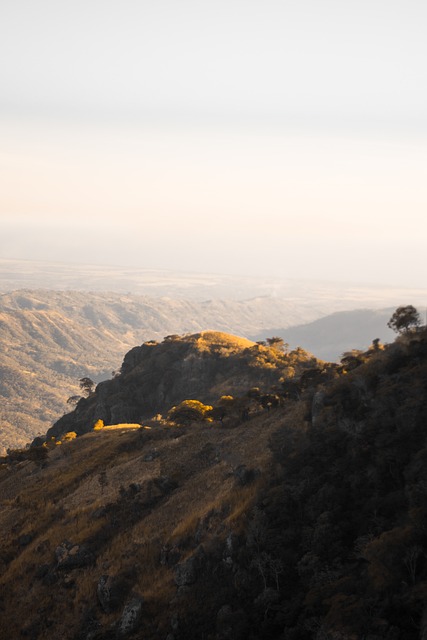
[
  {"xmin": 1, "ymin": 328, "xmax": 427, "ymax": 639},
  {"xmin": 47, "ymin": 330, "xmax": 319, "ymax": 440},
  {"xmin": 0, "ymin": 413, "xmax": 280, "ymax": 640},
  {"xmin": 0, "ymin": 290, "xmax": 315, "ymax": 452}
]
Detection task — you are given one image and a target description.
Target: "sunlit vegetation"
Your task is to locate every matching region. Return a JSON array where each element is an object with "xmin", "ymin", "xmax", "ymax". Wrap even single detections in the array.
[
  {"xmin": 167, "ymin": 399, "xmax": 213, "ymax": 425},
  {"xmin": 1, "ymin": 310, "xmax": 426, "ymax": 638},
  {"xmin": 0, "ymin": 291, "xmax": 309, "ymax": 454}
]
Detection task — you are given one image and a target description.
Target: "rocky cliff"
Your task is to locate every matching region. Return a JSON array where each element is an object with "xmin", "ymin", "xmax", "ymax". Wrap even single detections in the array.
[
  {"xmin": 47, "ymin": 331, "xmax": 319, "ymax": 439},
  {"xmin": 2, "ymin": 328, "xmax": 427, "ymax": 639}
]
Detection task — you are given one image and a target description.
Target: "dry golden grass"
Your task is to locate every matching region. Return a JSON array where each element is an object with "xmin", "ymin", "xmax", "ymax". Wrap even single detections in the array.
[
  {"xmin": 0, "ymin": 404, "xmax": 291, "ymax": 639},
  {"xmin": 103, "ymin": 423, "xmax": 141, "ymax": 430},
  {"xmin": 194, "ymin": 330, "xmax": 255, "ymax": 352}
]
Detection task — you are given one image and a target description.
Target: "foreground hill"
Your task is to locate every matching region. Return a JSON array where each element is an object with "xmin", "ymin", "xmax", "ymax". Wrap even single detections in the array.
[
  {"xmin": 0, "ymin": 290, "xmax": 315, "ymax": 452},
  {"xmin": 1, "ymin": 327, "xmax": 427, "ymax": 639}
]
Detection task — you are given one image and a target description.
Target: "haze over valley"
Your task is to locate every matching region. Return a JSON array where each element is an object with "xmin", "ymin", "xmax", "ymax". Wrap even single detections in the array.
[
  {"xmin": 1, "ymin": 0, "xmax": 426, "ymax": 636},
  {"xmin": 1, "ymin": 263, "xmax": 425, "ymax": 453}
]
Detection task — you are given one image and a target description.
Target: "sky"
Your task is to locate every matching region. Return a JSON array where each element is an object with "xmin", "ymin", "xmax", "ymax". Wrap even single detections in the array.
[{"xmin": 0, "ymin": 0, "xmax": 426, "ymax": 288}]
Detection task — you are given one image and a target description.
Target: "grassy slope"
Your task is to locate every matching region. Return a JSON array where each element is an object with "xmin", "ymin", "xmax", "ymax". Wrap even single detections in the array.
[
  {"xmin": 0, "ymin": 290, "xmax": 311, "ymax": 452},
  {"xmin": 0, "ymin": 413, "xmax": 278, "ymax": 640},
  {"xmin": 1, "ymin": 329, "xmax": 427, "ymax": 639}
]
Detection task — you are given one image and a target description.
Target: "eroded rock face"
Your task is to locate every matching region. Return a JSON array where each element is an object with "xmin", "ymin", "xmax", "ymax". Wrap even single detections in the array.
[
  {"xmin": 55, "ymin": 541, "xmax": 94, "ymax": 570},
  {"xmin": 173, "ymin": 546, "xmax": 206, "ymax": 586},
  {"xmin": 311, "ymin": 389, "xmax": 326, "ymax": 427},
  {"xmin": 46, "ymin": 331, "xmax": 307, "ymax": 440},
  {"xmin": 174, "ymin": 556, "xmax": 197, "ymax": 586},
  {"xmin": 116, "ymin": 595, "xmax": 144, "ymax": 637},
  {"xmin": 97, "ymin": 575, "xmax": 116, "ymax": 613}
]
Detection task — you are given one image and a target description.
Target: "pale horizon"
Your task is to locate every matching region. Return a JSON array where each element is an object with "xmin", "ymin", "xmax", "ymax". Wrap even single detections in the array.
[{"xmin": 1, "ymin": 0, "xmax": 426, "ymax": 290}]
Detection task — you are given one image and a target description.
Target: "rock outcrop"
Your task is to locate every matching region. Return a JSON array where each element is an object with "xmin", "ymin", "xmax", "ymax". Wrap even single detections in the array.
[{"xmin": 46, "ymin": 331, "xmax": 318, "ymax": 439}]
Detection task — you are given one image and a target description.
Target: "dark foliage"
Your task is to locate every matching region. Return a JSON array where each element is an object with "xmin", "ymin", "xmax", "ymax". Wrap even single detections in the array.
[{"xmin": 238, "ymin": 328, "xmax": 427, "ymax": 639}]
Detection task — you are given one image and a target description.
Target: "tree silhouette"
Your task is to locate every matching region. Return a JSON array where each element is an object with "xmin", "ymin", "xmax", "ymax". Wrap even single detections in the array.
[
  {"xmin": 387, "ymin": 306, "xmax": 420, "ymax": 334},
  {"xmin": 266, "ymin": 337, "xmax": 288, "ymax": 352},
  {"xmin": 79, "ymin": 377, "xmax": 95, "ymax": 397}
]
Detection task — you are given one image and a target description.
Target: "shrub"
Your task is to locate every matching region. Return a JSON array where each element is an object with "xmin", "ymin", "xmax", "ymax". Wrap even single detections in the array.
[
  {"xmin": 167, "ymin": 400, "xmax": 213, "ymax": 425},
  {"xmin": 62, "ymin": 431, "xmax": 77, "ymax": 441}
]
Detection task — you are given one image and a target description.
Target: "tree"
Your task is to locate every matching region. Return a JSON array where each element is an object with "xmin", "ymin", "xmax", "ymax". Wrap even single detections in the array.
[
  {"xmin": 79, "ymin": 377, "xmax": 95, "ymax": 396},
  {"xmin": 340, "ymin": 350, "xmax": 365, "ymax": 371},
  {"xmin": 387, "ymin": 305, "xmax": 420, "ymax": 334},
  {"xmin": 167, "ymin": 399, "xmax": 213, "ymax": 425},
  {"xmin": 266, "ymin": 337, "xmax": 288, "ymax": 352}
]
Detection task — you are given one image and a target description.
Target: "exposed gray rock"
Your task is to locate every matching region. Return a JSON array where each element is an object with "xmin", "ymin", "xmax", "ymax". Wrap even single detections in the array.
[
  {"xmin": 311, "ymin": 390, "xmax": 326, "ymax": 427},
  {"xmin": 175, "ymin": 585, "xmax": 191, "ymax": 599},
  {"xmin": 116, "ymin": 595, "xmax": 144, "ymax": 637},
  {"xmin": 98, "ymin": 575, "xmax": 116, "ymax": 613},
  {"xmin": 55, "ymin": 541, "xmax": 94, "ymax": 570},
  {"xmin": 174, "ymin": 557, "xmax": 196, "ymax": 586},
  {"xmin": 225, "ymin": 532, "xmax": 237, "ymax": 556},
  {"xmin": 174, "ymin": 546, "xmax": 206, "ymax": 587},
  {"xmin": 143, "ymin": 449, "xmax": 160, "ymax": 462},
  {"xmin": 234, "ymin": 464, "xmax": 256, "ymax": 486},
  {"xmin": 160, "ymin": 545, "xmax": 181, "ymax": 566},
  {"xmin": 170, "ymin": 615, "xmax": 179, "ymax": 631}
]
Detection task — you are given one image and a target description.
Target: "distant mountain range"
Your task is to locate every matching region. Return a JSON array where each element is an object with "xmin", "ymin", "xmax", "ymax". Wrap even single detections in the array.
[
  {"xmin": 253, "ymin": 308, "xmax": 397, "ymax": 361},
  {"xmin": 0, "ymin": 261, "xmax": 425, "ymax": 452},
  {"xmin": 0, "ymin": 289, "xmax": 317, "ymax": 452}
]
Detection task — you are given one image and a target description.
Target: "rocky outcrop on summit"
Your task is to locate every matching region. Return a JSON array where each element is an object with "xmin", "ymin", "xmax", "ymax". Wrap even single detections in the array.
[{"xmin": 46, "ymin": 331, "xmax": 319, "ymax": 439}]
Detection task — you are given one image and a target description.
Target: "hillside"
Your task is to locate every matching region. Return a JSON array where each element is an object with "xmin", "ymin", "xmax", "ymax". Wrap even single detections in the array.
[
  {"xmin": 0, "ymin": 290, "xmax": 316, "ymax": 453},
  {"xmin": 1, "ymin": 327, "xmax": 427, "ymax": 639},
  {"xmin": 253, "ymin": 307, "xmax": 396, "ymax": 361},
  {"xmin": 47, "ymin": 330, "xmax": 320, "ymax": 440}
]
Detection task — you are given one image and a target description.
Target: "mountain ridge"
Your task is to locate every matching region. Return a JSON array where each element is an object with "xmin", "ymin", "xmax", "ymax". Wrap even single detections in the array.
[
  {"xmin": 253, "ymin": 307, "xmax": 397, "ymax": 361},
  {"xmin": 1, "ymin": 326, "xmax": 426, "ymax": 639},
  {"xmin": 0, "ymin": 290, "xmax": 316, "ymax": 453},
  {"xmin": 46, "ymin": 329, "xmax": 320, "ymax": 441}
]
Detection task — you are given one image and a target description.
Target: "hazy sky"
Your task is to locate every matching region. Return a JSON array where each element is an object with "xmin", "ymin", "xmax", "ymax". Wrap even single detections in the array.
[{"xmin": 1, "ymin": 0, "xmax": 426, "ymax": 287}]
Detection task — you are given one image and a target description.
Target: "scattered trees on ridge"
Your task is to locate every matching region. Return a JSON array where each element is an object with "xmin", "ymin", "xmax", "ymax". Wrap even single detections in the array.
[{"xmin": 388, "ymin": 305, "xmax": 421, "ymax": 334}]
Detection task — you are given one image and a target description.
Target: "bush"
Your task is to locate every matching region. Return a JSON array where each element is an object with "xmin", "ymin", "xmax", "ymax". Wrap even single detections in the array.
[
  {"xmin": 62, "ymin": 431, "xmax": 77, "ymax": 441},
  {"xmin": 167, "ymin": 400, "xmax": 213, "ymax": 425}
]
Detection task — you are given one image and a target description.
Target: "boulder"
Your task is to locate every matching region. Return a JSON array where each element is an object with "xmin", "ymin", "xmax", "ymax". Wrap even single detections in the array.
[
  {"xmin": 55, "ymin": 541, "xmax": 94, "ymax": 570},
  {"xmin": 116, "ymin": 595, "xmax": 144, "ymax": 637},
  {"xmin": 174, "ymin": 557, "xmax": 196, "ymax": 586},
  {"xmin": 97, "ymin": 576, "xmax": 123, "ymax": 613},
  {"xmin": 234, "ymin": 465, "xmax": 256, "ymax": 486}
]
